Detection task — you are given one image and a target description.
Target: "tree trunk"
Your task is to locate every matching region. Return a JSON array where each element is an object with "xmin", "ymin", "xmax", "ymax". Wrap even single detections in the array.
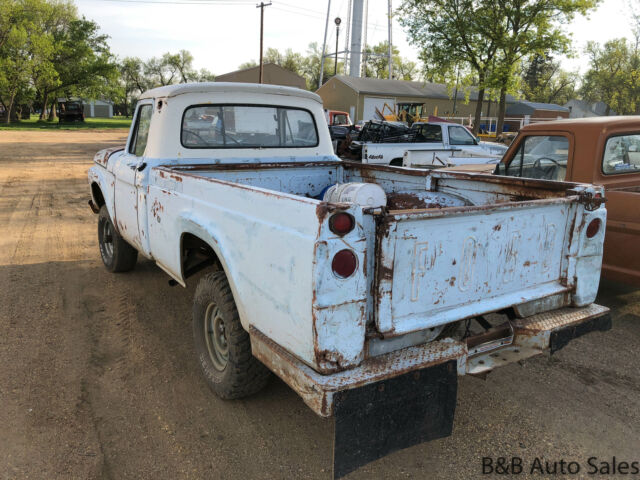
[
  {"xmin": 496, "ymin": 87, "xmax": 507, "ymax": 136},
  {"xmin": 472, "ymin": 86, "xmax": 485, "ymax": 136},
  {"xmin": 4, "ymin": 93, "xmax": 15, "ymax": 124},
  {"xmin": 40, "ymin": 91, "xmax": 49, "ymax": 120},
  {"xmin": 48, "ymin": 98, "xmax": 57, "ymax": 121}
]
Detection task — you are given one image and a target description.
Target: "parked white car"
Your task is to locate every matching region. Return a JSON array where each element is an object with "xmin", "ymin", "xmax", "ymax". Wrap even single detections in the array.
[{"xmin": 88, "ymin": 82, "xmax": 610, "ymax": 478}]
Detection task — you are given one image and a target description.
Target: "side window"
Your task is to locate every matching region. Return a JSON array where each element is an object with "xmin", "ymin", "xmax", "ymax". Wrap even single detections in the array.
[
  {"xmin": 418, "ymin": 124, "xmax": 443, "ymax": 142},
  {"xmin": 448, "ymin": 125, "xmax": 476, "ymax": 145},
  {"xmin": 129, "ymin": 104, "xmax": 153, "ymax": 157},
  {"xmin": 505, "ymin": 135, "xmax": 569, "ymax": 181},
  {"xmin": 602, "ymin": 133, "xmax": 640, "ymax": 174}
]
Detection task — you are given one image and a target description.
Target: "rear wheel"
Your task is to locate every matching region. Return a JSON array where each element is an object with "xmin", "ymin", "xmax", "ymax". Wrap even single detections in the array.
[
  {"xmin": 192, "ymin": 271, "xmax": 271, "ymax": 399},
  {"xmin": 97, "ymin": 205, "xmax": 137, "ymax": 272},
  {"xmin": 390, "ymin": 158, "xmax": 404, "ymax": 167}
]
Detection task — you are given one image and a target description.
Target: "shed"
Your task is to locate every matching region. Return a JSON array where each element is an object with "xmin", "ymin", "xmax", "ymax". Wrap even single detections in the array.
[
  {"xmin": 316, "ymin": 75, "xmax": 517, "ymax": 122},
  {"xmin": 216, "ymin": 63, "xmax": 307, "ymax": 90},
  {"xmin": 564, "ymin": 99, "xmax": 616, "ymax": 118},
  {"xmin": 504, "ymin": 101, "xmax": 569, "ymax": 132},
  {"xmin": 84, "ymin": 99, "xmax": 113, "ymax": 118}
]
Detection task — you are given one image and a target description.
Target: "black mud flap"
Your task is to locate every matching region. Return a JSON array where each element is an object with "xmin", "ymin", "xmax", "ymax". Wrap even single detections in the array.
[
  {"xmin": 550, "ymin": 313, "xmax": 612, "ymax": 354},
  {"xmin": 332, "ymin": 360, "xmax": 457, "ymax": 479}
]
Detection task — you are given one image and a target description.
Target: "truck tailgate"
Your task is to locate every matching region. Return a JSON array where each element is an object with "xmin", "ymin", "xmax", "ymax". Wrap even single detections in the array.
[{"xmin": 375, "ymin": 198, "xmax": 576, "ymax": 335}]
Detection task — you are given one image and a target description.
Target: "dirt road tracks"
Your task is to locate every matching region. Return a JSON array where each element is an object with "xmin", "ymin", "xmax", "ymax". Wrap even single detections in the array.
[{"xmin": 0, "ymin": 130, "xmax": 639, "ymax": 479}]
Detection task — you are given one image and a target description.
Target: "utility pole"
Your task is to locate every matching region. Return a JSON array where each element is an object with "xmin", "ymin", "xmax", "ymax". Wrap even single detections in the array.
[
  {"xmin": 349, "ymin": 0, "xmax": 364, "ymax": 77},
  {"xmin": 362, "ymin": 0, "xmax": 368, "ymax": 77},
  {"xmin": 452, "ymin": 67, "xmax": 460, "ymax": 114},
  {"xmin": 387, "ymin": 0, "xmax": 393, "ymax": 79},
  {"xmin": 343, "ymin": 0, "xmax": 352, "ymax": 68},
  {"xmin": 319, "ymin": 0, "xmax": 332, "ymax": 88},
  {"xmin": 256, "ymin": 2, "xmax": 272, "ymax": 84},
  {"xmin": 334, "ymin": 17, "xmax": 341, "ymax": 75}
]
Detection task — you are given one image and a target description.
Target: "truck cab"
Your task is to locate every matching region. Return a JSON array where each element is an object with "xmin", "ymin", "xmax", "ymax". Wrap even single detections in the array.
[{"xmin": 496, "ymin": 117, "xmax": 640, "ymax": 285}]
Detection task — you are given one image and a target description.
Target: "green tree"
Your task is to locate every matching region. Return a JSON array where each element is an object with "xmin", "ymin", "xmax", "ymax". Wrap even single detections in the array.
[
  {"xmin": 520, "ymin": 54, "xmax": 577, "ymax": 106},
  {"xmin": 363, "ymin": 41, "xmax": 417, "ymax": 80},
  {"xmin": 0, "ymin": 0, "xmax": 56, "ymax": 122},
  {"xmin": 490, "ymin": 0, "xmax": 598, "ymax": 134},
  {"xmin": 45, "ymin": 17, "xmax": 118, "ymax": 120},
  {"xmin": 580, "ymin": 38, "xmax": 640, "ymax": 115},
  {"xmin": 144, "ymin": 50, "xmax": 212, "ymax": 88},
  {"xmin": 237, "ymin": 60, "xmax": 258, "ymax": 70},
  {"xmin": 399, "ymin": 0, "xmax": 504, "ymax": 134},
  {"xmin": 30, "ymin": 0, "xmax": 77, "ymax": 120},
  {"xmin": 115, "ymin": 56, "xmax": 146, "ymax": 117}
]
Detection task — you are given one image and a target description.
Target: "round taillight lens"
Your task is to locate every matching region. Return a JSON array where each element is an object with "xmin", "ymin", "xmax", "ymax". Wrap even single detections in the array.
[
  {"xmin": 332, "ymin": 249, "xmax": 357, "ymax": 278},
  {"xmin": 329, "ymin": 213, "xmax": 355, "ymax": 235},
  {"xmin": 586, "ymin": 218, "xmax": 601, "ymax": 238}
]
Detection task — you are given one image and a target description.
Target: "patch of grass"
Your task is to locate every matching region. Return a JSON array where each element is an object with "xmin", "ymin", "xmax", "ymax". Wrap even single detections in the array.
[{"xmin": 0, "ymin": 114, "xmax": 132, "ymax": 130}]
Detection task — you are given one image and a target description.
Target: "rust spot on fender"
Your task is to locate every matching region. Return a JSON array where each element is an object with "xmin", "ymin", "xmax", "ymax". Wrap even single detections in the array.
[
  {"xmin": 93, "ymin": 146, "xmax": 124, "ymax": 167},
  {"xmin": 151, "ymin": 198, "xmax": 164, "ymax": 218}
]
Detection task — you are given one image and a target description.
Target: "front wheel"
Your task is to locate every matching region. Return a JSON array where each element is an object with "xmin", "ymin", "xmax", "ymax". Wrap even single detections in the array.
[
  {"xmin": 192, "ymin": 271, "xmax": 271, "ymax": 399},
  {"xmin": 97, "ymin": 205, "xmax": 138, "ymax": 272}
]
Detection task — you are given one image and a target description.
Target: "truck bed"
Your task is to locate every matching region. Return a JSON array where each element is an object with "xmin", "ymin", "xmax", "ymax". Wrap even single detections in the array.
[{"xmin": 147, "ymin": 159, "xmax": 605, "ymax": 374}]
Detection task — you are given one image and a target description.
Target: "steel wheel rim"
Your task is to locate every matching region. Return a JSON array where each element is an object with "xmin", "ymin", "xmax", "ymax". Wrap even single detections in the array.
[
  {"xmin": 204, "ymin": 302, "xmax": 228, "ymax": 371},
  {"xmin": 101, "ymin": 218, "xmax": 114, "ymax": 260}
]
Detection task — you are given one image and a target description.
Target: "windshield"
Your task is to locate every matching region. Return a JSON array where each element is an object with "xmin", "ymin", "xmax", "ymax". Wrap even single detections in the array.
[
  {"xmin": 181, "ymin": 105, "xmax": 318, "ymax": 149},
  {"xmin": 505, "ymin": 135, "xmax": 569, "ymax": 181}
]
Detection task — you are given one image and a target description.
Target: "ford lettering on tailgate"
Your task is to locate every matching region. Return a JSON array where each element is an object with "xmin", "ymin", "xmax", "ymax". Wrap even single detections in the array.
[{"xmin": 375, "ymin": 200, "xmax": 575, "ymax": 335}]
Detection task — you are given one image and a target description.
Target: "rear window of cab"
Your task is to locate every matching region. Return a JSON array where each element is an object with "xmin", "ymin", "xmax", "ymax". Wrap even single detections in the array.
[
  {"xmin": 181, "ymin": 104, "xmax": 319, "ymax": 149},
  {"xmin": 602, "ymin": 133, "xmax": 640, "ymax": 174}
]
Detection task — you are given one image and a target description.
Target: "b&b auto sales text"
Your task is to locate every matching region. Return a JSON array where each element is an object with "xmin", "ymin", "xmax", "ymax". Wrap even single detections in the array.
[{"xmin": 482, "ymin": 456, "xmax": 639, "ymax": 475}]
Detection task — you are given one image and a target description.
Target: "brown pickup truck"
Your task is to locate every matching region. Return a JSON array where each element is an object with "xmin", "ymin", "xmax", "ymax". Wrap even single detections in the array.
[{"xmin": 495, "ymin": 116, "xmax": 640, "ymax": 285}]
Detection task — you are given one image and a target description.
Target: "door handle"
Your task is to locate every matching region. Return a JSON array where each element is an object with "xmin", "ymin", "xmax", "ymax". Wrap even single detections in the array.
[{"xmin": 137, "ymin": 162, "xmax": 147, "ymax": 172}]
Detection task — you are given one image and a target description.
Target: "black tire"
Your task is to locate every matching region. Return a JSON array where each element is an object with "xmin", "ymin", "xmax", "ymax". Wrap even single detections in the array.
[
  {"xmin": 390, "ymin": 158, "xmax": 404, "ymax": 167},
  {"xmin": 192, "ymin": 271, "xmax": 271, "ymax": 399},
  {"xmin": 97, "ymin": 205, "xmax": 138, "ymax": 272}
]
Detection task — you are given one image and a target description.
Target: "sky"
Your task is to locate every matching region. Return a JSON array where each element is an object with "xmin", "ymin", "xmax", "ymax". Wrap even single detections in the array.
[{"xmin": 75, "ymin": 0, "xmax": 636, "ymax": 78}]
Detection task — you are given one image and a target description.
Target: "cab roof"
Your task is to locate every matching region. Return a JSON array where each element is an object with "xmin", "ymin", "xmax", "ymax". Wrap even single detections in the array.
[
  {"xmin": 139, "ymin": 82, "xmax": 322, "ymax": 103},
  {"xmin": 520, "ymin": 115, "xmax": 640, "ymax": 132}
]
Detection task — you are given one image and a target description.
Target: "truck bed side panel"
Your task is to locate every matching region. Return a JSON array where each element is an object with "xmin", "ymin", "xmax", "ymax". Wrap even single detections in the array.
[{"xmin": 147, "ymin": 167, "xmax": 323, "ymax": 366}]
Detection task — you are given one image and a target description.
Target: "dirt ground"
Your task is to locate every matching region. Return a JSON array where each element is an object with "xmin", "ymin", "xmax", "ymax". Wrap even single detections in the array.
[{"xmin": 1, "ymin": 130, "xmax": 639, "ymax": 480}]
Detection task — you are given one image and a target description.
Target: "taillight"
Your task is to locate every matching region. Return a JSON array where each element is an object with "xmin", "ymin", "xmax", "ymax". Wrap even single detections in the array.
[
  {"xmin": 329, "ymin": 212, "xmax": 355, "ymax": 235},
  {"xmin": 332, "ymin": 249, "xmax": 357, "ymax": 278},
  {"xmin": 586, "ymin": 218, "xmax": 601, "ymax": 238}
]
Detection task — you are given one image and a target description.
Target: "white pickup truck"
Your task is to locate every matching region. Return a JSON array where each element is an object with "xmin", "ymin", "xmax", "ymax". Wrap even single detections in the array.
[
  {"xmin": 362, "ymin": 121, "xmax": 508, "ymax": 166},
  {"xmin": 88, "ymin": 83, "xmax": 610, "ymax": 479}
]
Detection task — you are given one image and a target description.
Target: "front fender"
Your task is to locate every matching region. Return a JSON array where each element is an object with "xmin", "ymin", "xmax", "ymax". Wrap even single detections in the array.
[{"xmin": 88, "ymin": 165, "xmax": 116, "ymax": 224}]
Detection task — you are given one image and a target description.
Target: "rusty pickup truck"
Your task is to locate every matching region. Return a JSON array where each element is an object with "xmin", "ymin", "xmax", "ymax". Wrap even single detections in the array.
[
  {"xmin": 88, "ymin": 83, "xmax": 611, "ymax": 478},
  {"xmin": 495, "ymin": 116, "xmax": 640, "ymax": 285}
]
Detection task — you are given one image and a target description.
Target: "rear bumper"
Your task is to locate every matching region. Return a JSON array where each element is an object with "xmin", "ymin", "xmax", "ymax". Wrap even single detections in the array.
[{"xmin": 250, "ymin": 303, "xmax": 610, "ymax": 417}]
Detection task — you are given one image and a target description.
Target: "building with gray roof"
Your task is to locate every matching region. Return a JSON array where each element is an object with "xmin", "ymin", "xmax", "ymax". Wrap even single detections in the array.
[{"xmin": 316, "ymin": 75, "xmax": 517, "ymax": 122}]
